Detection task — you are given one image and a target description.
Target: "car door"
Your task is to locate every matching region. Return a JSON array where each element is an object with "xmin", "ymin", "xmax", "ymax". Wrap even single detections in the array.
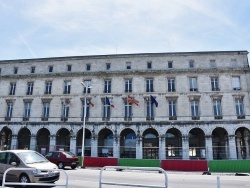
[
  {"xmin": 5, "ymin": 152, "xmax": 20, "ymax": 182},
  {"xmin": 0, "ymin": 152, "xmax": 8, "ymax": 180}
]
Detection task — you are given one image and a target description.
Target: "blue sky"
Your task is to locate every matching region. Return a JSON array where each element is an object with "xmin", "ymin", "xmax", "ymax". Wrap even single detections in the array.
[{"xmin": 0, "ymin": 0, "xmax": 249, "ymax": 61}]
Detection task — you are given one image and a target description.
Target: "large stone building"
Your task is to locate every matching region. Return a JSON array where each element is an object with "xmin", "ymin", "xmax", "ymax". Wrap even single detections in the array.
[{"xmin": 0, "ymin": 51, "xmax": 249, "ymax": 160}]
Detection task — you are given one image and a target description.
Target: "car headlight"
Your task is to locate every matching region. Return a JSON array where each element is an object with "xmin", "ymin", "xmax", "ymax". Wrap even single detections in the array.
[{"xmin": 32, "ymin": 169, "xmax": 42, "ymax": 174}]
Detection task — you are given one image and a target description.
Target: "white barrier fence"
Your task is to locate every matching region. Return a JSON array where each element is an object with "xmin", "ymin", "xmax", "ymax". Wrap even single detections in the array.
[
  {"xmin": 2, "ymin": 168, "xmax": 68, "ymax": 188},
  {"xmin": 99, "ymin": 166, "xmax": 168, "ymax": 188}
]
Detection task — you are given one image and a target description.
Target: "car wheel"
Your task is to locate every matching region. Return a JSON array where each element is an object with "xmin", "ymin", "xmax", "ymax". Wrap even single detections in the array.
[
  {"xmin": 19, "ymin": 174, "xmax": 30, "ymax": 187},
  {"xmin": 58, "ymin": 162, "xmax": 64, "ymax": 169},
  {"xmin": 71, "ymin": 165, "xmax": 76, "ymax": 169}
]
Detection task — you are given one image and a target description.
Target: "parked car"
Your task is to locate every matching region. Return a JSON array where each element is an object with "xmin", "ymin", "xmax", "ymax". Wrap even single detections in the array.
[
  {"xmin": 45, "ymin": 151, "xmax": 79, "ymax": 169},
  {"xmin": 0, "ymin": 150, "xmax": 60, "ymax": 186}
]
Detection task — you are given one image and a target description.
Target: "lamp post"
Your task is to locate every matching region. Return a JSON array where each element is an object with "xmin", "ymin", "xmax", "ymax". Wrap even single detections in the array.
[{"xmin": 81, "ymin": 82, "xmax": 92, "ymax": 168}]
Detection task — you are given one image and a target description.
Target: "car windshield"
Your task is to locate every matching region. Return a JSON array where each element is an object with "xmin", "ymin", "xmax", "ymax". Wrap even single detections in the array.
[
  {"xmin": 17, "ymin": 151, "xmax": 48, "ymax": 164},
  {"xmin": 64, "ymin": 151, "xmax": 75, "ymax": 157}
]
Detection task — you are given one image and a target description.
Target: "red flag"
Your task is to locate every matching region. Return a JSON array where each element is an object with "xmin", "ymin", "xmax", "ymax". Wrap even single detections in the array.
[
  {"xmin": 87, "ymin": 100, "xmax": 94, "ymax": 107},
  {"xmin": 128, "ymin": 95, "xmax": 139, "ymax": 106}
]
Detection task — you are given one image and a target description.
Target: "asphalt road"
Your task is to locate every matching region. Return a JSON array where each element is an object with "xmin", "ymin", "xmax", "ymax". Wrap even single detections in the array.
[{"xmin": 54, "ymin": 167, "xmax": 250, "ymax": 188}]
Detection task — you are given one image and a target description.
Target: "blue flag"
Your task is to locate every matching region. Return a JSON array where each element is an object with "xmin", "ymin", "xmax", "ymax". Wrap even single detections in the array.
[
  {"xmin": 105, "ymin": 97, "xmax": 114, "ymax": 108},
  {"xmin": 150, "ymin": 95, "xmax": 158, "ymax": 107}
]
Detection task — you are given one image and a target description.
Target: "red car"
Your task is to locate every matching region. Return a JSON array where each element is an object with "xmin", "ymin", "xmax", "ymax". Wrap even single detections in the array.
[{"xmin": 45, "ymin": 151, "xmax": 78, "ymax": 169}]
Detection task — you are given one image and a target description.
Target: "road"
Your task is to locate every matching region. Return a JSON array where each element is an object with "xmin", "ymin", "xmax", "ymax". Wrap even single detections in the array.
[{"xmin": 55, "ymin": 167, "xmax": 250, "ymax": 188}]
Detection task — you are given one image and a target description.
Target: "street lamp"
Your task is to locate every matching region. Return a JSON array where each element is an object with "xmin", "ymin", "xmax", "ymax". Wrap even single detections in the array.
[{"xmin": 81, "ymin": 82, "xmax": 92, "ymax": 168}]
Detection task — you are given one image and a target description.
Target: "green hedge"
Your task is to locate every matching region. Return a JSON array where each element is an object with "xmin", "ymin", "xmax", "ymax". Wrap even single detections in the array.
[{"xmin": 209, "ymin": 160, "xmax": 250, "ymax": 173}]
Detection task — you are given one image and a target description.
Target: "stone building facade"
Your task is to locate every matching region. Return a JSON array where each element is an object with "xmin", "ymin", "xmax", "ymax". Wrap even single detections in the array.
[{"xmin": 0, "ymin": 51, "xmax": 249, "ymax": 160}]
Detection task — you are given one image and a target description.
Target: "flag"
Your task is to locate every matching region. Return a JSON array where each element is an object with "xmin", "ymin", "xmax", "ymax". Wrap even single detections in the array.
[
  {"xmin": 105, "ymin": 97, "xmax": 114, "ymax": 108},
  {"xmin": 127, "ymin": 95, "xmax": 139, "ymax": 106},
  {"xmin": 64, "ymin": 99, "xmax": 71, "ymax": 107},
  {"xmin": 150, "ymin": 95, "xmax": 158, "ymax": 107},
  {"xmin": 86, "ymin": 99, "xmax": 94, "ymax": 107}
]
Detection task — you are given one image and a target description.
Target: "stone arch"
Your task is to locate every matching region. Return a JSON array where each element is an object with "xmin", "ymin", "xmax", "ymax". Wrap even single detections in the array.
[
  {"xmin": 142, "ymin": 128, "xmax": 159, "ymax": 159},
  {"xmin": 120, "ymin": 128, "xmax": 136, "ymax": 158},
  {"xmin": 189, "ymin": 128, "xmax": 205, "ymax": 159},
  {"xmin": 36, "ymin": 128, "xmax": 50, "ymax": 155},
  {"xmin": 18, "ymin": 127, "xmax": 31, "ymax": 149},
  {"xmin": 56, "ymin": 128, "xmax": 70, "ymax": 151},
  {"xmin": 166, "ymin": 128, "xmax": 182, "ymax": 159},
  {"xmin": 98, "ymin": 128, "xmax": 113, "ymax": 157},
  {"xmin": 0, "ymin": 126, "xmax": 12, "ymax": 150},
  {"xmin": 76, "ymin": 128, "xmax": 92, "ymax": 156},
  {"xmin": 235, "ymin": 127, "xmax": 250, "ymax": 159},
  {"xmin": 212, "ymin": 127, "xmax": 228, "ymax": 159}
]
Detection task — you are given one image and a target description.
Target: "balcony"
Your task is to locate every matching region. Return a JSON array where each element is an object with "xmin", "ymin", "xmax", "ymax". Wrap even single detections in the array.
[
  {"xmin": 214, "ymin": 116, "xmax": 223, "ymax": 120},
  {"xmin": 237, "ymin": 115, "xmax": 245, "ymax": 119},
  {"xmin": 192, "ymin": 116, "xmax": 200, "ymax": 120},
  {"xmin": 5, "ymin": 117, "xmax": 11, "ymax": 121},
  {"xmin": 61, "ymin": 117, "xmax": 68, "ymax": 122},
  {"xmin": 23, "ymin": 117, "xmax": 29, "ymax": 121},
  {"xmin": 146, "ymin": 116, "xmax": 154, "ymax": 121},
  {"xmin": 169, "ymin": 116, "xmax": 177, "ymax": 120}
]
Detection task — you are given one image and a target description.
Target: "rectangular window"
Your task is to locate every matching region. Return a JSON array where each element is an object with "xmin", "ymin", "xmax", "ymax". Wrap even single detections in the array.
[
  {"xmin": 45, "ymin": 81, "xmax": 52, "ymax": 94},
  {"xmin": 63, "ymin": 81, "xmax": 71, "ymax": 94},
  {"xmin": 232, "ymin": 76, "xmax": 241, "ymax": 90},
  {"xmin": 213, "ymin": 99, "xmax": 222, "ymax": 116},
  {"xmin": 168, "ymin": 61, "xmax": 173, "ymax": 69},
  {"xmin": 31, "ymin": 66, "xmax": 35, "ymax": 73},
  {"xmin": 235, "ymin": 98, "xmax": 244, "ymax": 116},
  {"xmin": 62, "ymin": 104, "xmax": 69, "ymax": 118},
  {"xmin": 210, "ymin": 60, "xmax": 216, "ymax": 68},
  {"xmin": 189, "ymin": 77, "xmax": 198, "ymax": 91},
  {"xmin": 146, "ymin": 100, "xmax": 154, "ymax": 119},
  {"xmin": 14, "ymin": 67, "xmax": 18, "ymax": 74},
  {"xmin": 168, "ymin": 78, "xmax": 175, "ymax": 92},
  {"xmin": 106, "ymin": 63, "xmax": 111, "ymax": 70},
  {"xmin": 147, "ymin": 61, "xmax": 152, "ymax": 69},
  {"xmin": 27, "ymin": 82, "xmax": 34, "ymax": 95},
  {"xmin": 146, "ymin": 79, "xmax": 154, "ymax": 92},
  {"xmin": 231, "ymin": 59, "xmax": 237, "ymax": 68},
  {"xmin": 191, "ymin": 100, "xmax": 199, "ymax": 117},
  {"xmin": 83, "ymin": 80, "xmax": 91, "ymax": 93},
  {"xmin": 169, "ymin": 100, "xmax": 177, "ymax": 117},
  {"xmin": 104, "ymin": 80, "xmax": 111, "ymax": 93},
  {"xmin": 6, "ymin": 103, "xmax": 13, "ymax": 118},
  {"xmin": 125, "ymin": 101, "xmax": 132, "ymax": 118},
  {"xmin": 43, "ymin": 102, "xmax": 50, "ymax": 118},
  {"xmin": 103, "ymin": 101, "xmax": 111, "ymax": 119},
  {"xmin": 86, "ymin": 64, "xmax": 91, "ymax": 71},
  {"xmin": 9, "ymin": 83, "xmax": 16, "ymax": 95},
  {"xmin": 189, "ymin": 60, "xmax": 194, "ymax": 68},
  {"xmin": 126, "ymin": 62, "xmax": 131, "ymax": 69},
  {"xmin": 67, "ymin": 65, "xmax": 72, "ymax": 72},
  {"xmin": 125, "ymin": 79, "xmax": 132, "ymax": 92},
  {"xmin": 48, "ymin": 66, "xmax": 53, "ymax": 73},
  {"xmin": 24, "ymin": 102, "xmax": 31, "ymax": 117},
  {"xmin": 82, "ymin": 101, "xmax": 90, "ymax": 119},
  {"xmin": 211, "ymin": 77, "xmax": 219, "ymax": 91}
]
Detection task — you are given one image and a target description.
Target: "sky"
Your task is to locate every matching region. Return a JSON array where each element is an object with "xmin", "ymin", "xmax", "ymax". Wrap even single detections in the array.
[{"xmin": 0, "ymin": 0, "xmax": 250, "ymax": 61}]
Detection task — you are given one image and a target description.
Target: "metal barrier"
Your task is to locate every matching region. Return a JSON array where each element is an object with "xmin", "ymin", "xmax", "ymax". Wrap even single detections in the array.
[
  {"xmin": 99, "ymin": 166, "xmax": 168, "ymax": 188},
  {"xmin": 2, "ymin": 167, "xmax": 68, "ymax": 188}
]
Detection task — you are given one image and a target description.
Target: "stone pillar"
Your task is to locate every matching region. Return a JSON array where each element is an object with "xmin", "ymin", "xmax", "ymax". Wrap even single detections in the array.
[
  {"xmin": 244, "ymin": 136, "xmax": 250, "ymax": 159},
  {"xmin": 11, "ymin": 135, "xmax": 18, "ymax": 150},
  {"xmin": 228, "ymin": 135, "xmax": 237, "ymax": 159},
  {"xmin": 236, "ymin": 136, "xmax": 242, "ymax": 159},
  {"xmin": 70, "ymin": 133, "xmax": 76, "ymax": 155},
  {"xmin": 159, "ymin": 135, "xmax": 166, "ymax": 160},
  {"xmin": 113, "ymin": 137, "xmax": 120, "ymax": 158},
  {"xmin": 205, "ymin": 135, "xmax": 213, "ymax": 160},
  {"xmin": 182, "ymin": 135, "xmax": 189, "ymax": 160},
  {"xmin": 91, "ymin": 137, "xmax": 98, "ymax": 157},
  {"xmin": 49, "ymin": 135, "xmax": 56, "ymax": 151},
  {"xmin": 136, "ymin": 130, "xmax": 143, "ymax": 159},
  {"xmin": 30, "ymin": 135, "xmax": 37, "ymax": 151}
]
